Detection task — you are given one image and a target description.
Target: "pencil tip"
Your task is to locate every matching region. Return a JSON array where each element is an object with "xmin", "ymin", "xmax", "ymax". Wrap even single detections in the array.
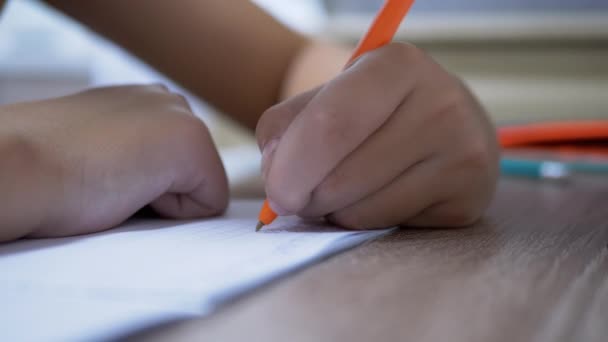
[{"xmin": 256, "ymin": 221, "xmax": 264, "ymax": 232}]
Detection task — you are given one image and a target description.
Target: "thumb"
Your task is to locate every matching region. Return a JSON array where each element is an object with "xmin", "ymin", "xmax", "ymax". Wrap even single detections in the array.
[{"xmin": 256, "ymin": 86, "xmax": 321, "ymax": 181}]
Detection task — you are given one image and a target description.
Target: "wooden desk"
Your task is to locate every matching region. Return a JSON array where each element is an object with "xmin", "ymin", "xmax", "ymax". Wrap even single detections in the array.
[{"xmin": 127, "ymin": 178, "xmax": 608, "ymax": 342}]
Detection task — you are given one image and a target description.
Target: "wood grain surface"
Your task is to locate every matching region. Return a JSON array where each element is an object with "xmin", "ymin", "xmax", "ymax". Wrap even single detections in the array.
[{"xmin": 126, "ymin": 178, "xmax": 608, "ymax": 342}]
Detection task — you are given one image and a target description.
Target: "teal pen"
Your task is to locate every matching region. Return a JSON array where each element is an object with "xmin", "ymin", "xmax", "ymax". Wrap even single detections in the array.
[
  {"xmin": 567, "ymin": 161, "xmax": 608, "ymax": 174},
  {"xmin": 500, "ymin": 158, "xmax": 570, "ymax": 180}
]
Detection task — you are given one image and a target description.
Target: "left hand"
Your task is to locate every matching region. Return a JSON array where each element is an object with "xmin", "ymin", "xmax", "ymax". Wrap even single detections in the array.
[{"xmin": 255, "ymin": 43, "xmax": 499, "ymax": 229}]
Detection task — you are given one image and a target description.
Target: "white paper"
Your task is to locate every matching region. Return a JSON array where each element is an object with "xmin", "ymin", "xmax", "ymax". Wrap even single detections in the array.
[{"xmin": 0, "ymin": 200, "xmax": 389, "ymax": 342}]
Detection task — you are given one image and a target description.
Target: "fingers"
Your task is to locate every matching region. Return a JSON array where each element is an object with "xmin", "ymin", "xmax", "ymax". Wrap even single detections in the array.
[
  {"xmin": 298, "ymin": 63, "xmax": 475, "ymax": 218},
  {"xmin": 327, "ymin": 146, "xmax": 494, "ymax": 229},
  {"xmin": 297, "ymin": 83, "xmax": 437, "ymax": 218},
  {"xmin": 256, "ymin": 86, "xmax": 321, "ymax": 150},
  {"xmin": 151, "ymin": 91, "xmax": 227, "ymax": 219},
  {"xmin": 406, "ymin": 149, "xmax": 498, "ymax": 228},
  {"xmin": 326, "ymin": 158, "xmax": 440, "ymax": 229},
  {"xmin": 148, "ymin": 116, "xmax": 229, "ymax": 219},
  {"xmin": 256, "ymin": 87, "xmax": 321, "ymax": 180},
  {"xmin": 325, "ymin": 118, "xmax": 497, "ymax": 229},
  {"xmin": 263, "ymin": 44, "xmax": 419, "ymax": 214}
]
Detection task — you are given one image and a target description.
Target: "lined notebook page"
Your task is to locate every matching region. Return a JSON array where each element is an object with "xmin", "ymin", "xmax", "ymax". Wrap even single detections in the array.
[{"xmin": 0, "ymin": 200, "xmax": 389, "ymax": 341}]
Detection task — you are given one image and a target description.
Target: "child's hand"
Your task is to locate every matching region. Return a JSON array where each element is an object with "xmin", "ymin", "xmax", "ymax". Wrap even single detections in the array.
[
  {"xmin": 0, "ymin": 85, "xmax": 227, "ymax": 240},
  {"xmin": 256, "ymin": 43, "xmax": 499, "ymax": 229}
]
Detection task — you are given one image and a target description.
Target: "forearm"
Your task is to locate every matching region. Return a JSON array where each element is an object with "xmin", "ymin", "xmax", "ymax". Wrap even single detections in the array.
[{"xmin": 45, "ymin": 0, "xmax": 307, "ymax": 130}]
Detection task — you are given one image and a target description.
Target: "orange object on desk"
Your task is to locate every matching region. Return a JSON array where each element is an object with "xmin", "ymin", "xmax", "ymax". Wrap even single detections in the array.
[
  {"xmin": 499, "ymin": 120, "xmax": 608, "ymax": 148},
  {"xmin": 499, "ymin": 119, "xmax": 608, "ymax": 160}
]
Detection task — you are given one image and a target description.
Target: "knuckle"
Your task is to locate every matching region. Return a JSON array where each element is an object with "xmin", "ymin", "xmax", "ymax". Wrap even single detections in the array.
[
  {"xmin": 83, "ymin": 84, "xmax": 142, "ymax": 96},
  {"xmin": 431, "ymin": 85, "xmax": 495, "ymax": 172},
  {"xmin": 167, "ymin": 91, "xmax": 184, "ymax": 102},
  {"xmin": 168, "ymin": 92, "xmax": 192, "ymax": 110},
  {"xmin": 383, "ymin": 42, "xmax": 427, "ymax": 65},
  {"xmin": 147, "ymin": 83, "xmax": 170, "ymax": 92},
  {"xmin": 431, "ymin": 93, "xmax": 476, "ymax": 134},
  {"xmin": 370, "ymin": 43, "xmax": 436, "ymax": 85},
  {"xmin": 132, "ymin": 84, "xmax": 173, "ymax": 103},
  {"xmin": 170, "ymin": 115, "xmax": 212, "ymax": 144},
  {"xmin": 438, "ymin": 139, "xmax": 494, "ymax": 185},
  {"xmin": 437, "ymin": 88, "xmax": 471, "ymax": 120},
  {"xmin": 118, "ymin": 83, "xmax": 168, "ymax": 95},
  {"xmin": 310, "ymin": 107, "xmax": 348, "ymax": 141},
  {"xmin": 148, "ymin": 92, "xmax": 194, "ymax": 116},
  {"xmin": 460, "ymin": 137, "xmax": 493, "ymax": 171},
  {"xmin": 98, "ymin": 84, "xmax": 172, "ymax": 103}
]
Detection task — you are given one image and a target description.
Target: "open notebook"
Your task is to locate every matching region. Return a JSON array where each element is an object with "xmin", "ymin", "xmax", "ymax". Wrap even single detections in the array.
[{"xmin": 0, "ymin": 200, "xmax": 390, "ymax": 341}]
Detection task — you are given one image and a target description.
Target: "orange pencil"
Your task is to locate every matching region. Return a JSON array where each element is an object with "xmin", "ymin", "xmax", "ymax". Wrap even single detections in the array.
[
  {"xmin": 498, "ymin": 120, "xmax": 608, "ymax": 148},
  {"xmin": 256, "ymin": 0, "xmax": 416, "ymax": 231}
]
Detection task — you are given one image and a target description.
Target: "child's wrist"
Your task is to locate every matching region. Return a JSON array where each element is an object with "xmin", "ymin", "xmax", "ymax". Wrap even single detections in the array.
[
  {"xmin": 0, "ymin": 106, "xmax": 66, "ymax": 240},
  {"xmin": 280, "ymin": 39, "xmax": 352, "ymax": 100}
]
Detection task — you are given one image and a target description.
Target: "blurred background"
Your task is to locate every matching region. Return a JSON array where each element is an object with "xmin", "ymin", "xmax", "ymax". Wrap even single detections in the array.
[{"xmin": 0, "ymin": 0, "xmax": 607, "ymax": 191}]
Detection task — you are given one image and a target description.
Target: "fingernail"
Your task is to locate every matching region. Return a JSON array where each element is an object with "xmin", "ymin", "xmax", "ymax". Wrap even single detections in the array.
[
  {"xmin": 268, "ymin": 198, "xmax": 291, "ymax": 216},
  {"xmin": 261, "ymin": 139, "xmax": 279, "ymax": 181}
]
